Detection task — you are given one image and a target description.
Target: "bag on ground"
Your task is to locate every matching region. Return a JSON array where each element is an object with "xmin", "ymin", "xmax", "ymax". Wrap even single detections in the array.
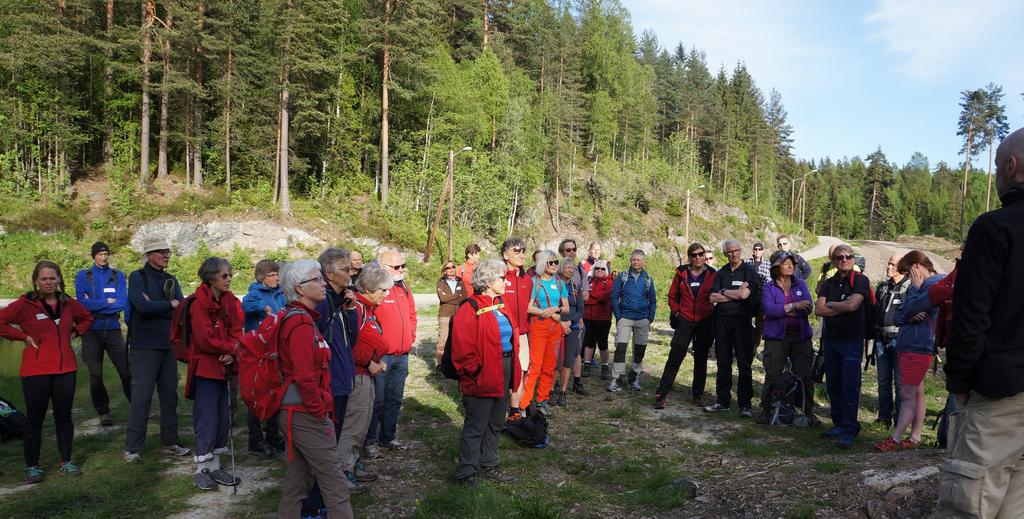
[
  {"xmin": 0, "ymin": 397, "xmax": 27, "ymax": 442},
  {"xmin": 503, "ymin": 409, "xmax": 549, "ymax": 448}
]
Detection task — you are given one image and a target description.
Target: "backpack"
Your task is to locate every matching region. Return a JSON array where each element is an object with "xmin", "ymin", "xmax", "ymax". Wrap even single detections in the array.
[
  {"xmin": 617, "ymin": 270, "xmax": 652, "ymax": 292},
  {"xmin": 769, "ymin": 371, "xmax": 803, "ymax": 425},
  {"xmin": 169, "ymin": 294, "xmax": 198, "ymax": 363},
  {"xmin": 235, "ymin": 307, "xmax": 307, "ymax": 421},
  {"xmin": 439, "ymin": 298, "xmax": 493, "ymax": 380},
  {"xmin": 503, "ymin": 409, "xmax": 549, "ymax": 447},
  {"xmin": 853, "ymin": 271, "xmax": 878, "ymax": 340},
  {"xmin": 0, "ymin": 397, "xmax": 28, "ymax": 442}
]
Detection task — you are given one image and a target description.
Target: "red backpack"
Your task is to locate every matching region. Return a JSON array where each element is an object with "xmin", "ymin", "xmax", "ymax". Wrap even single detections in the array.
[
  {"xmin": 169, "ymin": 294, "xmax": 198, "ymax": 363},
  {"xmin": 234, "ymin": 307, "xmax": 306, "ymax": 421}
]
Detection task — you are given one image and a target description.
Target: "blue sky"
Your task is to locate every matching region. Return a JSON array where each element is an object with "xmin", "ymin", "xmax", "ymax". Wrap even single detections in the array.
[{"xmin": 621, "ymin": 0, "xmax": 1024, "ymax": 170}]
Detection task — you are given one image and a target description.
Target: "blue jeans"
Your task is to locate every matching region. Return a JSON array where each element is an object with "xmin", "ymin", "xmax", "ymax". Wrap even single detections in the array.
[
  {"xmin": 875, "ymin": 338, "xmax": 901, "ymax": 422},
  {"xmin": 823, "ymin": 337, "xmax": 863, "ymax": 437},
  {"xmin": 365, "ymin": 354, "xmax": 408, "ymax": 445}
]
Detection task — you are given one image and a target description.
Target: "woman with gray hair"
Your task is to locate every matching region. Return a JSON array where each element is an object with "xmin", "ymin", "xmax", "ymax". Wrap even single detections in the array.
[
  {"xmin": 275, "ymin": 259, "xmax": 353, "ymax": 519},
  {"xmin": 336, "ymin": 266, "xmax": 392, "ymax": 496},
  {"xmin": 184, "ymin": 257, "xmax": 243, "ymax": 490},
  {"xmin": 451, "ymin": 259, "xmax": 520, "ymax": 486},
  {"xmin": 520, "ymin": 250, "xmax": 569, "ymax": 416}
]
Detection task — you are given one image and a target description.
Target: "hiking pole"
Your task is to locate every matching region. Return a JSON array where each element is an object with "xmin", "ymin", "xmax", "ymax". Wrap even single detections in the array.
[{"xmin": 225, "ymin": 361, "xmax": 238, "ymax": 495}]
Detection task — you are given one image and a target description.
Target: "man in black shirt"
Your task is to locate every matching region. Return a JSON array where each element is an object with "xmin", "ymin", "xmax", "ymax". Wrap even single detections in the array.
[{"xmin": 704, "ymin": 239, "xmax": 760, "ymax": 417}]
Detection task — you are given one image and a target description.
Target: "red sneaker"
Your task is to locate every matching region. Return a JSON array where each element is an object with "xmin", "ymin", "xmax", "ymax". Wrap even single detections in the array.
[
  {"xmin": 899, "ymin": 438, "xmax": 921, "ymax": 450},
  {"xmin": 873, "ymin": 437, "xmax": 901, "ymax": 453}
]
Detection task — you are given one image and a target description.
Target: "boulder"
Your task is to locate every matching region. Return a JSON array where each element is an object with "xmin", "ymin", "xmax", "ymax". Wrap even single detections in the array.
[
  {"xmin": 130, "ymin": 220, "xmax": 325, "ymax": 256},
  {"xmin": 666, "ymin": 476, "xmax": 699, "ymax": 500},
  {"xmin": 862, "ymin": 465, "xmax": 940, "ymax": 491}
]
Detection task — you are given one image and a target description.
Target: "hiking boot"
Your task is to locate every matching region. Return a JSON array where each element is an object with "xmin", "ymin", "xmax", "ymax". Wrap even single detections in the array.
[
  {"xmin": 600, "ymin": 365, "xmax": 612, "ymax": 381},
  {"xmin": 57, "ymin": 461, "xmax": 81, "ymax": 476},
  {"xmin": 572, "ymin": 380, "xmax": 589, "ymax": 396},
  {"xmin": 209, "ymin": 468, "xmax": 241, "ymax": 486},
  {"xmin": 582, "ymin": 364, "xmax": 592, "ymax": 378},
  {"xmin": 363, "ymin": 443, "xmax": 382, "ymax": 460},
  {"xmin": 899, "ymin": 438, "xmax": 921, "ymax": 450},
  {"xmin": 703, "ymin": 403, "xmax": 730, "ymax": 413},
  {"xmin": 353, "ymin": 462, "xmax": 378, "ymax": 482},
  {"xmin": 100, "ymin": 414, "xmax": 113, "ymax": 427},
  {"xmin": 820, "ymin": 426, "xmax": 845, "ymax": 439},
  {"xmin": 382, "ymin": 439, "xmax": 408, "ymax": 451},
  {"xmin": 25, "ymin": 466, "xmax": 44, "ymax": 484},
  {"xmin": 606, "ymin": 380, "xmax": 622, "ymax": 393},
  {"xmin": 755, "ymin": 410, "xmax": 771, "ymax": 425},
  {"xmin": 345, "ymin": 472, "xmax": 370, "ymax": 494},
  {"xmin": 654, "ymin": 396, "xmax": 666, "ymax": 410},
  {"xmin": 536, "ymin": 401, "xmax": 554, "ymax": 416},
  {"xmin": 124, "ymin": 451, "xmax": 142, "ymax": 463},
  {"xmin": 874, "ymin": 437, "xmax": 901, "ymax": 453},
  {"xmin": 479, "ymin": 466, "xmax": 514, "ymax": 483},
  {"xmin": 456, "ymin": 476, "xmax": 479, "ymax": 488},
  {"xmin": 629, "ymin": 379, "xmax": 642, "ymax": 391},
  {"xmin": 194, "ymin": 469, "xmax": 217, "ymax": 491},
  {"xmin": 164, "ymin": 444, "xmax": 192, "ymax": 457},
  {"xmin": 836, "ymin": 434, "xmax": 855, "ymax": 449},
  {"xmin": 249, "ymin": 440, "xmax": 276, "ymax": 458},
  {"xmin": 740, "ymin": 406, "xmax": 753, "ymax": 418},
  {"xmin": 555, "ymin": 390, "xmax": 568, "ymax": 407}
]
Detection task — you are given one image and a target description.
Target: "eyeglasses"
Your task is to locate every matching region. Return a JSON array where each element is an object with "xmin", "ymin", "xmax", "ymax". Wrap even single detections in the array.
[
  {"xmin": 593, "ymin": 267, "xmax": 606, "ymax": 271},
  {"xmin": 835, "ymin": 254, "xmax": 855, "ymax": 261},
  {"xmin": 689, "ymin": 252, "xmax": 705, "ymax": 258},
  {"xmin": 546, "ymin": 260, "xmax": 559, "ymax": 266},
  {"xmin": 563, "ymin": 247, "xmax": 576, "ymax": 253},
  {"xmin": 510, "ymin": 246, "xmax": 526, "ymax": 253},
  {"xmin": 151, "ymin": 249, "xmax": 171, "ymax": 256},
  {"xmin": 219, "ymin": 272, "xmax": 234, "ymax": 280},
  {"xmin": 298, "ymin": 276, "xmax": 325, "ymax": 285},
  {"xmin": 444, "ymin": 265, "xmax": 456, "ymax": 270},
  {"xmin": 385, "ymin": 263, "xmax": 407, "ymax": 270}
]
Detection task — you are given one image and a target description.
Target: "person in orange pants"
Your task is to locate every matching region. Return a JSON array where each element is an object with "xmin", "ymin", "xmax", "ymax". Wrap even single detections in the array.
[{"xmin": 520, "ymin": 250, "xmax": 568, "ymax": 416}]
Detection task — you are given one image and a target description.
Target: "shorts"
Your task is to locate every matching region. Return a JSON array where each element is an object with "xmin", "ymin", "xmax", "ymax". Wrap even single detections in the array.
[
  {"xmin": 897, "ymin": 351, "xmax": 932, "ymax": 386},
  {"xmin": 517, "ymin": 334, "xmax": 530, "ymax": 373},
  {"xmin": 561, "ymin": 328, "xmax": 582, "ymax": 369},
  {"xmin": 614, "ymin": 318, "xmax": 650, "ymax": 345}
]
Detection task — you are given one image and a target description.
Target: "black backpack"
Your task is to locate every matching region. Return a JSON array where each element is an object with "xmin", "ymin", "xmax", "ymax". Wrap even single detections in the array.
[
  {"xmin": 0, "ymin": 397, "xmax": 28, "ymax": 442},
  {"xmin": 439, "ymin": 299, "xmax": 481, "ymax": 380},
  {"xmin": 503, "ymin": 410, "xmax": 549, "ymax": 447}
]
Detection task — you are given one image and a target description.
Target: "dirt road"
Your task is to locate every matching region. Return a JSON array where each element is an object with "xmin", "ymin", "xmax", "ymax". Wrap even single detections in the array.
[{"xmin": 804, "ymin": 236, "xmax": 956, "ymax": 283}]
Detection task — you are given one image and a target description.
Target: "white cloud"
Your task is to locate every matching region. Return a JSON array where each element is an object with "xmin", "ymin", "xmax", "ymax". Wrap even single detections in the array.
[{"xmin": 865, "ymin": 0, "xmax": 1024, "ymax": 79}]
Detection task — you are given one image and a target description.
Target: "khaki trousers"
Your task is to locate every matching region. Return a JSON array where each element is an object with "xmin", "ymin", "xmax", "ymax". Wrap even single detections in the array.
[
  {"xmin": 937, "ymin": 391, "xmax": 1024, "ymax": 519},
  {"xmin": 277, "ymin": 411, "xmax": 353, "ymax": 519},
  {"xmin": 337, "ymin": 374, "xmax": 375, "ymax": 473}
]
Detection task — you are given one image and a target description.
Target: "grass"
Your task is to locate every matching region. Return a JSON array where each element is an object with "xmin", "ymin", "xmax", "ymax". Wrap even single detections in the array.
[{"xmin": 813, "ymin": 460, "xmax": 849, "ymax": 474}]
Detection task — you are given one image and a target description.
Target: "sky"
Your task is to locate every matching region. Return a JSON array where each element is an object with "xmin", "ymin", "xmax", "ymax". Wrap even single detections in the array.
[{"xmin": 621, "ymin": 0, "xmax": 1024, "ymax": 170}]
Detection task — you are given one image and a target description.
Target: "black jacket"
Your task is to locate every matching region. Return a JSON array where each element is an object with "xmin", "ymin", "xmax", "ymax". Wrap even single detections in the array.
[
  {"xmin": 710, "ymin": 261, "xmax": 760, "ymax": 317},
  {"xmin": 875, "ymin": 276, "xmax": 910, "ymax": 339},
  {"xmin": 946, "ymin": 191, "xmax": 1024, "ymax": 398},
  {"xmin": 127, "ymin": 263, "xmax": 184, "ymax": 350}
]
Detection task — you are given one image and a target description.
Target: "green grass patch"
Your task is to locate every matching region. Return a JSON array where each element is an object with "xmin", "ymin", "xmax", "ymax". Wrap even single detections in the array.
[{"xmin": 813, "ymin": 459, "xmax": 848, "ymax": 474}]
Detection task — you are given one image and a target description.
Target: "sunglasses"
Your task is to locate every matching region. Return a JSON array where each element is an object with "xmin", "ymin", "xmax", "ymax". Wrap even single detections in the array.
[
  {"xmin": 219, "ymin": 272, "xmax": 234, "ymax": 280},
  {"xmin": 511, "ymin": 246, "xmax": 526, "ymax": 253},
  {"xmin": 386, "ymin": 263, "xmax": 407, "ymax": 270},
  {"xmin": 594, "ymin": 267, "xmax": 606, "ymax": 271},
  {"xmin": 563, "ymin": 247, "xmax": 577, "ymax": 253},
  {"xmin": 834, "ymin": 254, "xmax": 855, "ymax": 261},
  {"xmin": 689, "ymin": 252, "xmax": 705, "ymax": 258},
  {"xmin": 753, "ymin": 247, "xmax": 763, "ymax": 251},
  {"xmin": 444, "ymin": 265, "xmax": 456, "ymax": 270},
  {"xmin": 546, "ymin": 260, "xmax": 560, "ymax": 266}
]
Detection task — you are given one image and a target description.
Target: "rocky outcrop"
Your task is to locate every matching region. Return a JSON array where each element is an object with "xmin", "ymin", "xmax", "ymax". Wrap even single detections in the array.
[{"xmin": 130, "ymin": 221, "xmax": 325, "ymax": 255}]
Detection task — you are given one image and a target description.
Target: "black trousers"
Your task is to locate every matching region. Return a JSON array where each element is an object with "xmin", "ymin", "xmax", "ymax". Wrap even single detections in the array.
[
  {"xmin": 455, "ymin": 356, "xmax": 512, "ymax": 480},
  {"xmin": 582, "ymin": 319, "xmax": 611, "ymax": 351},
  {"xmin": 760, "ymin": 330, "xmax": 815, "ymax": 414},
  {"xmin": 22, "ymin": 372, "xmax": 76, "ymax": 466},
  {"xmin": 81, "ymin": 328, "xmax": 131, "ymax": 415},
  {"xmin": 714, "ymin": 314, "xmax": 754, "ymax": 408},
  {"xmin": 656, "ymin": 317, "xmax": 713, "ymax": 399},
  {"xmin": 125, "ymin": 348, "xmax": 181, "ymax": 452}
]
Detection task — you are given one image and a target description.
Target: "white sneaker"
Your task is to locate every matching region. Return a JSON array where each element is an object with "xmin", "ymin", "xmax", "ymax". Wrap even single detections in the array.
[
  {"xmin": 164, "ymin": 444, "xmax": 192, "ymax": 457},
  {"xmin": 212, "ymin": 446, "xmax": 232, "ymax": 455},
  {"xmin": 606, "ymin": 381, "xmax": 622, "ymax": 392},
  {"xmin": 124, "ymin": 451, "xmax": 141, "ymax": 463}
]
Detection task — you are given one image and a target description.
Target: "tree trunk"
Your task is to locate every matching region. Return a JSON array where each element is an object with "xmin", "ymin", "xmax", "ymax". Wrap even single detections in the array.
[
  {"xmin": 279, "ymin": 84, "xmax": 290, "ymax": 214},
  {"xmin": 225, "ymin": 44, "xmax": 233, "ymax": 193},
  {"xmin": 986, "ymin": 139, "xmax": 994, "ymax": 211},
  {"xmin": 379, "ymin": 0, "xmax": 393, "ymax": 206},
  {"xmin": 157, "ymin": 12, "xmax": 172, "ymax": 179},
  {"xmin": 868, "ymin": 185, "xmax": 877, "ymax": 239},
  {"xmin": 959, "ymin": 121, "xmax": 974, "ymax": 240},
  {"xmin": 482, "ymin": 0, "xmax": 489, "ymax": 49},
  {"xmin": 139, "ymin": 0, "xmax": 154, "ymax": 189},
  {"xmin": 102, "ymin": 0, "xmax": 114, "ymax": 167},
  {"xmin": 417, "ymin": 94, "xmax": 434, "ymax": 211},
  {"xmin": 273, "ymin": 89, "xmax": 281, "ymax": 204},
  {"xmin": 192, "ymin": 0, "xmax": 205, "ymax": 188}
]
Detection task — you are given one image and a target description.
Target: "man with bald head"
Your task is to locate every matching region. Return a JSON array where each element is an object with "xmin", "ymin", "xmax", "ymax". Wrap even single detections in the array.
[
  {"xmin": 872, "ymin": 254, "xmax": 908, "ymax": 428},
  {"xmin": 363, "ymin": 250, "xmax": 417, "ymax": 459},
  {"xmin": 939, "ymin": 128, "xmax": 1024, "ymax": 517}
]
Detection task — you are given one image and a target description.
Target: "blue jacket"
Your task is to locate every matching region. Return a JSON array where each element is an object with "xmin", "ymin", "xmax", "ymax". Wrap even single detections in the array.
[
  {"xmin": 894, "ymin": 274, "xmax": 944, "ymax": 355},
  {"xmin": 74, "ymin": 265, "xmax": 128, "ymax": 332},
  {"xmin": 127, "ymin": 263, "xmax": 184, "ymax": 350},
  {"xmin": 611, "ymin": 269, "xmax": 657, "ymax": 322},
  {"xmin": 561, "ymin": 277, "xmax": 585, "ymax": 330},
  {"xmin": 240, "ymin": 281, "xmax": 287, "ymax": 332},
  {"xmin": 315, "ymin": 284, "xmax": 357, "ymax": 397}
]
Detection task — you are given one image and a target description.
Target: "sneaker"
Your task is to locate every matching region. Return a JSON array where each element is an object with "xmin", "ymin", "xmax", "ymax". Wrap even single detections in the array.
[
  {"xmin": 213, "ymin": 446, "xmax": 232, "ymax": 456},
  {"xmin": 740, "ymin": 406, "xmax": 753, "ymax": 418},
  {"xmin": 703, "ymin": 403, "xmax": 730, "ymax": 413},
  {"xmin": 600, "ymin": 365, "xmax": 611, "ymax": 381},
  {"xmin": 479, "ymin": 466, "xmax": 514, "ymax": 483},
  {"xmin": 363, "ymin": 443, "xmax": 382, "ymax": 460},
  {"xmin": 209, "ymin": 468, "xmax": 241, "ymax": 486},
  {"xmin": 874, "ymin": 437, "xmax": 901, "ymax": 453},
  {"xmin": 194, "ymin": 469, "xmax": 217, "ymax": 491},
  {"xmin": 249, "ymin": 440, "xmax": 276, "ymax": 458},
  {"xmin": 352, "ymin": 463, "xmax": 378, "ymax": 482},
  {"xmin": 581, "ymin": 364, "xmax": 592, "ymax": 378},
  {"xmin": 555, "ymin": 390, "xmax": 568, "ymax": 407},
  {"xmin": 100, "ymin": 414, "xmax": 113, "ymax": 427},
  {"xmin": 572, "ymin": 380, "xmax": 589, "ymax": 396},
  {"xmin": 164, "ymin": 444, "xmax": 192, "ymax": 457},
  {"xmin": 456, "ymin": 476, "xmax": 479, "ymax": 488},
  {"xmin": 124, "ymin": 451, "xmax": 142, "ymax": 463},
  {"xmin": 836, "ymin": 434, "xmax": 855, "ymax": 448},
  {"xmin": 606, "ymin": 381, "xmax": 622, "ymax": 393},
  {"xmin": 536, "ymin": 401, "xmax": 554, "ymax": 416},
  {"xmin": 345, "ymin": 472, "xmax": 369, "ymax": 494},
  {"xmin": 57, "ymin": 461, "xmax": 82, "ymax": 476},
  {"xmin": 584, "ymin": 359, "xmax": 598, "ymax": 367},
  {"xmin": 654, "ymin": 396, "xmax": 666, "ymax": 410},
  {"xmin": 381, "ymin": 439, "xmax": 408, "ymax": 451},
  {"xmin": 899, "ymin": 438, "xmax": 921, "ymax": 450},
  {"xmin": 25, "ymin": 466, "xmax": 44, "ymax": 484},
  {"xmin": 820, "ymin": 426, "xmax": 845, "ymax": 439},
  {"xmin": 629, "ymin": 380, "xmax": 642, "ymax": 391}
]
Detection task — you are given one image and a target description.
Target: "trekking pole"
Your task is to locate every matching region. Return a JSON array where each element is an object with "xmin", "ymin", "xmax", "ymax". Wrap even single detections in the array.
[{"xmin": 225, "ymin": 362, "xmax": 238, "ymax": 495}]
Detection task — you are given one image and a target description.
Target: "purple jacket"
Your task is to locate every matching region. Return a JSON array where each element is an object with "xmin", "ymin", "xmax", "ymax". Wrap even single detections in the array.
[{"xmin": 761, "ymin": 277, "xmax": 813, "ymax": 341}]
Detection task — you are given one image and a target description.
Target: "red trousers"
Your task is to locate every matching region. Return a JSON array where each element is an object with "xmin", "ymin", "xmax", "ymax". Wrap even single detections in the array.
[{"xmin": 521, "ymin": 318, "xmax": 561, "ymax": 409}]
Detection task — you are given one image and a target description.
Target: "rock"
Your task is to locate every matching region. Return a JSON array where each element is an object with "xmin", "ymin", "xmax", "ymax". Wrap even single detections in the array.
[
  {"xmin": 884, "ymin": 486, "xmax": 914, "ymax": 503},
  {"xmin": 864, "ymin": 500, "xmax": 887, "ymax": 519},
  {"xmin": 130, "ymin": 220, "xmax": 325, "ymax": 256},
  {"xmin": 0, "ymin": 224, "xmax": 5, "ymax": 235},
  {"xmin": 764, "ymin": 490, "xmax": 783, "ymax": 500},
  {"xmin": 694, "ymin": 495, "xmax": 713, "ymax": 505},
  {"xmin": 862, "ymin": 465, "xmax": 940, "ymax": 491},
  {"xmin": 666, "ymin": 476, "xmax": 699, "ymax": 500}
]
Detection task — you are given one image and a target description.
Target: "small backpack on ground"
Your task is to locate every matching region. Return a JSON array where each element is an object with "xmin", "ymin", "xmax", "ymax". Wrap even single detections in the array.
[
  {"xmin": 0, "ymin": 397, "xmax": 28, "ymax": 442},
  {"xmin": 503, "ymin": 408, "xmax": 549, "ymax": 448},
  {"xmin": 168, "ymin": 294, "xmax": 198, "ymax": 363},
  {"xmin": 235, "ymin": 307, "xmax": 306, "ymax": 421},
  {"xmin": 769, "ymin": 370, "xmax": 804, "ymax": 426}
]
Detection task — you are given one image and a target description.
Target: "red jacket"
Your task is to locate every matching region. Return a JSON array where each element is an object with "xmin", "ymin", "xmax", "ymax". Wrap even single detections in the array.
[
  {"xmin": 352, "ymin": 294, "xmax": 389, "ymax": 377},
  {"xmin": 668, "ymin": 265, "xmax": 717, "ymax": 322},
  {"xmin": 456, "ymin": 261, "xmax": 476, "ymax": 297},
  {"xmin": 185, "ymin": 284, "xmax": 243, "ymax": 398},
  {"xmin": 0, "ymin": 294, "xmax": 93, "ymax": 377},
  {"xmin": 502, "ymin": 266, "xmax": 533, "ymax": 335},
  {"xmin": 452, "ymin": 294, "xmax": 521, "ymax": 397},
  {"xmin": 929, "ymin": 264, "xmax": 958, "ymax": 350},
  {"xmin": 377, "ymin": 281, "xmax": 417, "ymax": 355},
  {"xmin": 278, "ymin": 302, "xmax": 332, "ymax": 420},
  {"xmin": 584, "ymin": 276, "xmax": 613, "ymax": 321}
]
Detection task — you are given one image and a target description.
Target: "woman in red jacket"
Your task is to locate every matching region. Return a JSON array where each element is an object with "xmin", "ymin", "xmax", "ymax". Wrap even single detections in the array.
[
  {"xmin": 185, "ymin": 257, "xmax": 243, "ymax": 490},
  {"xmin": 275, "ymin": 259, "xmax": 353, "ymax": 519},
  {"xmin": 452, "ymin": 259, "xmax": 521, "ymax": 486},
  {"xmin": 0, "ymin": 260, "xmax": 93, "ymax": 483},
  {"xmin": 582, "ymin": 259, "xmax": 613, "ymax": 379}
]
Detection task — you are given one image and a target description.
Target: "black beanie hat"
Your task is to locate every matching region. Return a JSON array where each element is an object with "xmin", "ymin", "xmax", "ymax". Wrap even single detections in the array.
[{"xmin": 91, "ymin": 241, "xmax": 110, "ymax": 258}]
